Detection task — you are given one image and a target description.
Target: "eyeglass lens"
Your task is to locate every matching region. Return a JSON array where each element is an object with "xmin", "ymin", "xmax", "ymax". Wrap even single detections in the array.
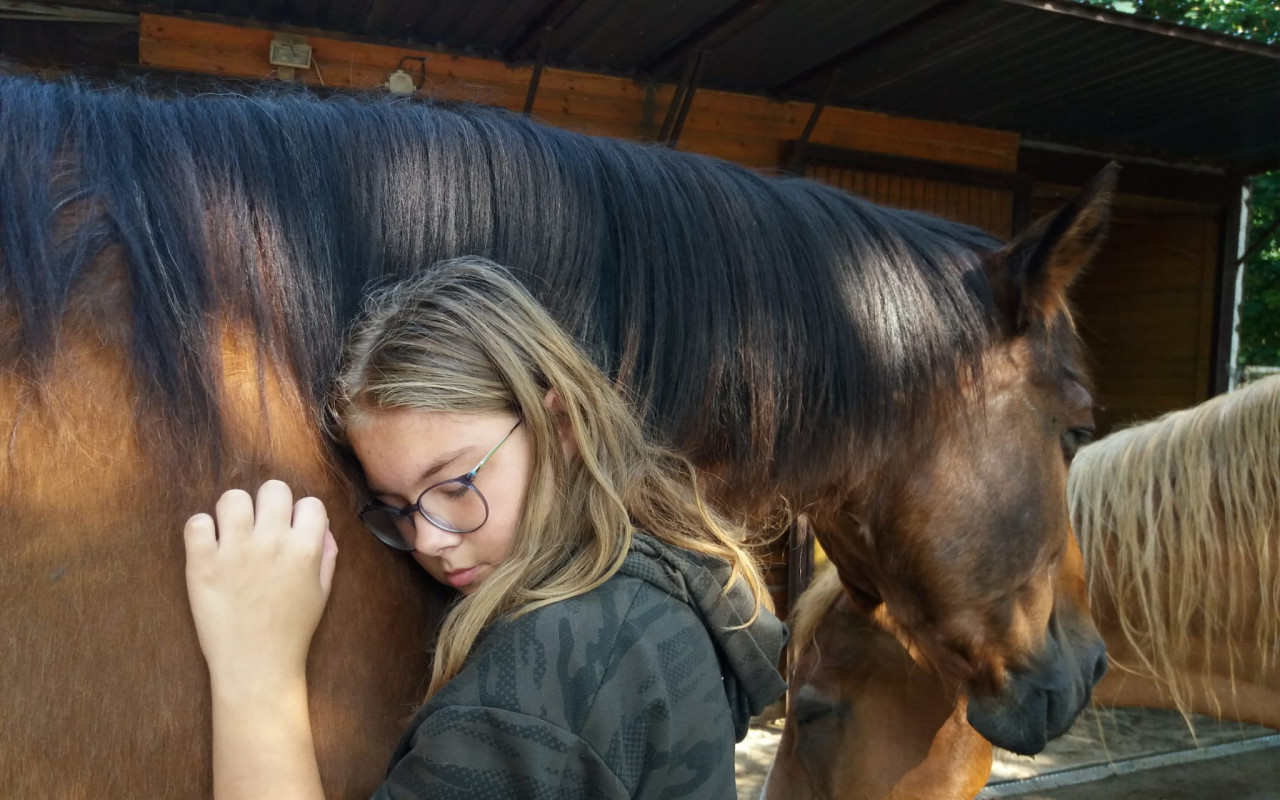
[{"xmin": 360, "ymin": 480, "xmax": 490, "ymax": 550}]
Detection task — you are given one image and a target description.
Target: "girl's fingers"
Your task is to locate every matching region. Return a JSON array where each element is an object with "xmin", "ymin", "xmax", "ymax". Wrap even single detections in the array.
[
  {"xmin": 291, "ymin": 496, "xmax": 329, "ymax": 545},
  {"xmin": 184, "ymin": 513, "xmax": 218, "ymax": 562},
  {"xmin": 255, "ymin": 480, "xmax": 295, "ymax": 535},
  {"xmin": 319, "ymin": 527, "xmax": 338, "ymax": 595},
  {"xmin": 215, "ymin": 489, "xmax": 255, "ymax": 545}
]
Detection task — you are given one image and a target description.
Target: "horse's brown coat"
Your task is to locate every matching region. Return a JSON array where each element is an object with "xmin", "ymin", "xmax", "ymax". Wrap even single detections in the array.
[{"xmin": 0, "ymin": 260, "xmax": 442, "ymax": 796}]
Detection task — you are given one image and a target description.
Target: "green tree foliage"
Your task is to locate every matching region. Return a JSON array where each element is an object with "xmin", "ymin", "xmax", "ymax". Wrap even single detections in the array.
[
  {"xmin": 1084, "ymin": 1, "xmax": 1280, "ymax": 368},
  {"xmin": 1238, "ymin": 173, "xmax": 1280, "ymax": 366},
  {"xmin": 1084, "ymin": 1, "xmax": 1278, "ymax": 43}
]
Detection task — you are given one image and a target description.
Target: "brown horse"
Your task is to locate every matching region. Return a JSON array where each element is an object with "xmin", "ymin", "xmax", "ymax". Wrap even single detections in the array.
[
  {"xmin": 2, "ymin": 75, "xmax": 1108, "ymax": 796},
  {"xmin": 765, "ymin": 375, "xmax": 1280, "ymax": 799},
  {"xmin": 763, "ymin": 565, "xmax": 994, "ymax": 800}
]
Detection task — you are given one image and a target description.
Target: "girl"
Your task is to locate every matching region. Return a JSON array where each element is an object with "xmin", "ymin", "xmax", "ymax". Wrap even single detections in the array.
[{"xmin": 184, "ymin": 257, "xmax": 788, "ymax": 799}]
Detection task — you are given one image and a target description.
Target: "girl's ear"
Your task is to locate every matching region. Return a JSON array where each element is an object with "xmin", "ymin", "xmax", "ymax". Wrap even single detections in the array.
[{"xmin": 543, "ymin": 388, "xmax": 579, "ymax": 462}]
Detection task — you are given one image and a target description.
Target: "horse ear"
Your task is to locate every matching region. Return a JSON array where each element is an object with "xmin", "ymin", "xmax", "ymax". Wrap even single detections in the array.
[{"xmin": 987, "ymin": 163, "xmax": 1118, "ymax": 330}]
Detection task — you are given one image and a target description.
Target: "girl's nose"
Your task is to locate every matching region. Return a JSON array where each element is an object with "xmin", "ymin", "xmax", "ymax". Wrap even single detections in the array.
[{"xmin": 412, "ymin": 515, "xmax": 462, "ymax": 557}]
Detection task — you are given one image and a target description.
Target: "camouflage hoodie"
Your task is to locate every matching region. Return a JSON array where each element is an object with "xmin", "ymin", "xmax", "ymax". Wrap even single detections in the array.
[{"xmin": 373, "ymin": 533, "xmax": 789, "ymax": 799}]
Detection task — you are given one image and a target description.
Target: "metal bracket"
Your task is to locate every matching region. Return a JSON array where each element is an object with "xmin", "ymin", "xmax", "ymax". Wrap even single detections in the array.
[
  {"xmin": 659, "ymin": 50, "xmax": 705, "ymax": 147},
  {"xmin": 524, "ymin": 30, "xmax": 553, "ymax": 115},
  {"xmin": 787, "ymin": 70, "xmax": 839, "ymax": 174}
]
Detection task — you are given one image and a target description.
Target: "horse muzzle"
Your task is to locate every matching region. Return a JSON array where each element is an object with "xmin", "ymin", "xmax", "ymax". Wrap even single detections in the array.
[{"xmin": 966, "ymin": 634, "xmax": 1107, "ymax": 755}]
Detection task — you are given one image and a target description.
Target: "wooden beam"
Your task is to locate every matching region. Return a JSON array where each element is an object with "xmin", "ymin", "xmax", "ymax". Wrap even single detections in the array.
[
  {"xmin": 666, "ymin": 50, "xmax": 705, "ymax": 147},
  {"xmin": 786, "ymin": 70, "xmax": 839, "ymax": 174},
  {"xmin": 523, "ymin": 33, "xmax": 552, "ymax": 115},
  {"xmin": 795, "ymin": 143, "xmax": 1026, "ymax": 192},
  {"xmin": 1018, "ymin": 146, "xmax": 1234, "ymax": 205},
  {"xmin": 658, "ymin": 50, "xmax": 700, "ymax": 143},
  {"xmin": 135, "ymin": 14, "xmax": 1021, "ymax": 172}
]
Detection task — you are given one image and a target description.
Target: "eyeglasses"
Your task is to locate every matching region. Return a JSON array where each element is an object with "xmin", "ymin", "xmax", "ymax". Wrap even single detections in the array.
[{"xmin": 358, "ymin": 419, "xmax": 522, "ymax": 551}]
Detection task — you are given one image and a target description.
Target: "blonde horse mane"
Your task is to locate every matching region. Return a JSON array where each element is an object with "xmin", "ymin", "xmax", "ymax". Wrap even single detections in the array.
[
  {"xmin": 789, "ymin": 565, "xmax": 846, "ymax": 653},
  {"xmin": 1069, "ymin": 375, "xmax": 1280, "ymax": 718}
]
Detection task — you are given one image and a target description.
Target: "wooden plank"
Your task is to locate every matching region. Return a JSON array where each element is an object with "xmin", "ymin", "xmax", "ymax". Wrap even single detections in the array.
[
  {"xmin": 1074, "ymin": 289, "xmax": 1202, "ymax": 316},
  {"xmin": 1090, "ymin": 356, "xmax": 1198, "ymax": 380},
  {"xmin": 1082, "ymin": 323, "xmax": 1200, "ymax": 347},
  {"xmin": 138, "ymin": 13, "xmax": 1020, "ymax": 172},
  {"xmin": 1033, "ymin": 184, "xmax": 1221, "ymax": 216},
  {"xmin": 1093, "ymin": 376, "xmax": 1199, "ymax": 397},
  {"xmin": 1196, "ymin": 216, "xmax": 1222, "ymax": 399},
  {"xmin": 1095, "ymin": 393, "xmax": 1198, "ymax": 414},
  {"xmin": 1081, "ymin": 303, "xmax": 1207, "ymax": 329},
  {"xmin": 1085, "ymin": 339, "xmax": 1204, "ymax": 364},
  {"xmin": 1080, "ymin": 268, "xmax": 1210, "ymax": 295}
]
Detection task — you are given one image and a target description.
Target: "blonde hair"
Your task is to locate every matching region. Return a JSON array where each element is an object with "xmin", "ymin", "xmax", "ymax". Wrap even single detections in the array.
[
  {"xmin": 330, "ymin": 257, "xmax": 771, "ymax": 699},
  {"xmin": 1069, "ymin": 375, "xmax": 1280, "ymax": 718}
]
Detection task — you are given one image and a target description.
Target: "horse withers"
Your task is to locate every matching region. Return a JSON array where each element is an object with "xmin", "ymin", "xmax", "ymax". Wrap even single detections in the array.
[{"xmin": 2, "ymin": 76, "xmax": 1107, "ymax": 795}]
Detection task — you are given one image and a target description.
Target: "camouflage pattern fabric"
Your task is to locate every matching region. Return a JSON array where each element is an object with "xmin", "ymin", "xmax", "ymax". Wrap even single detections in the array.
[{"xmin": 373, "ymin": 533, "xmax": 789, "ymax": 799}]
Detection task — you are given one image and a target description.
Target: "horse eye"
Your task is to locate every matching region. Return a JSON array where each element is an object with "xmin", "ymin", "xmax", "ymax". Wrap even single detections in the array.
[
  {"xmin": 791, "ymin": 687, "xmax": 845, "ymax": 726},
  {"xmin": 1061, "ymin": 427, "xmax": 1095, "ymax": 460}
]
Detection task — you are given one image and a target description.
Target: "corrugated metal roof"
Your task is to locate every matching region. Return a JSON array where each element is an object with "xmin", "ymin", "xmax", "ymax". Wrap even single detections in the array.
[{"xmin": 26, "ymin": 0, "xmax": 1280, "ymax": 169}]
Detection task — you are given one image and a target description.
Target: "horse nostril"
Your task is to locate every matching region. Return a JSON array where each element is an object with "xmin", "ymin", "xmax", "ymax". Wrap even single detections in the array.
[{"xmin": 1090, "ymin": 647, "xmax": 1109, "ymax": 686}]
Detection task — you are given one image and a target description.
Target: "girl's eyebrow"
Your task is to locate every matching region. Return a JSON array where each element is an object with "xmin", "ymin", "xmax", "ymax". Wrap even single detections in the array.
[{"xmin": 366, "ymin": 446, "xmax": 474, "ymax": 497}]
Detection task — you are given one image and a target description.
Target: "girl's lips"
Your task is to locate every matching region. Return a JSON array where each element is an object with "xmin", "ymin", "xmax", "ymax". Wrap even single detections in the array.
[{"xmin": 445, "ymin": 566, "xmax": 480, "ymax": 589}]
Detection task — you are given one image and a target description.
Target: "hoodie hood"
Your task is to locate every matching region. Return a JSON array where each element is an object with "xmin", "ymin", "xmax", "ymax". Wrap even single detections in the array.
[{"xmin": 619, "ymin": 533, "xmax": 789, "ymax": 739}]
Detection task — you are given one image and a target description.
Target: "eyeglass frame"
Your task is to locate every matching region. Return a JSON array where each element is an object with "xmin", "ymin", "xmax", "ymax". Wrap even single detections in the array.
[{"xmin": 358, "ymin": 418, "xmax": 523, "ymax": 550}]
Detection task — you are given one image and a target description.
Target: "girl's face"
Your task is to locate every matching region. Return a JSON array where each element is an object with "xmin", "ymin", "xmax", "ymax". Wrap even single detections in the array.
[{"xmin": 348, "ymin": 408, "xmax": 531, "ymax": 594}]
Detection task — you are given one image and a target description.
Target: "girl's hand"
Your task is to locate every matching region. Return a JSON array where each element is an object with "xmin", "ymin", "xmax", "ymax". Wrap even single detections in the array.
[{"xmin": 184, "ymin": 480, "xmax": 339, "ymax": 692}]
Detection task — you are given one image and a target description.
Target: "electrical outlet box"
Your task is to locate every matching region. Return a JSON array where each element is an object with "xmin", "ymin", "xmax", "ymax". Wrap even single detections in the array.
[
  {"xmin": 269, "ymin": 35, "xmax": 312, "ymax": 70},
  {"xmin": 385, "ymin": 69, "xmax": 417, "ymax": 94}
]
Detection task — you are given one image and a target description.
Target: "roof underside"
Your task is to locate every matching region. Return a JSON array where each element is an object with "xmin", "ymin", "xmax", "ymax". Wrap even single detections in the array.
[{"xmin": 20, "ymin": 0, "xmax": 1280, "ymax": 170}]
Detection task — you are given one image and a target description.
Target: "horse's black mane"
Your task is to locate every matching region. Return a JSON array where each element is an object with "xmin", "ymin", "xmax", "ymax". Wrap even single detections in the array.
[{"xmin": 0, "ymin": 75, "xmax": 998, "ymax": 486}]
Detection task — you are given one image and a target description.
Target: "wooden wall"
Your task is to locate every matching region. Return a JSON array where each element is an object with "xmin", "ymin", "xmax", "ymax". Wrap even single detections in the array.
[
  {"xmin": 136, "ymin": 14, "xmax": 1019, "ymax": 174},
  {"xmin": 1038, "ymin": 189, "xmax": 1222, "ymax": 433},
  {"xmin": 805, "ymin": 163, "xmax": 1015, "ymax": 238}
]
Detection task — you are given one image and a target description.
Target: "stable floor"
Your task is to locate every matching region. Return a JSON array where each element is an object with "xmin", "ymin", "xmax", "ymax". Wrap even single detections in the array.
[{"xmin": 733, "ymin": 708, "xmax": 1280, "ymax": 799}]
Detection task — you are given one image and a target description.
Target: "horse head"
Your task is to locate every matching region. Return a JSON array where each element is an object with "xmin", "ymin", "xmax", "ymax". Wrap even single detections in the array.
[
  {"xmin": 767, "ymin": 522, "xmax": 1098, "ymax": 798},
  {"xmin": 814, "ymin": 166, "xmax": 1115, "ymax": 756},
  {"xmin": 764, "ymin": 567, "xmax": 993, "ymax": 800}
]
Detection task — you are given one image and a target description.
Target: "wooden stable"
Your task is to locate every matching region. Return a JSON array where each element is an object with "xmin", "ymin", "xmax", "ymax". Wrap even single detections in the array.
[
  {"xmin": 133, "ymin": 15, "xmax": 1018, "ymax": 172},
  {"xmin": 2, "ymin": 6, "xmax": 1257, "ymax": 621}
]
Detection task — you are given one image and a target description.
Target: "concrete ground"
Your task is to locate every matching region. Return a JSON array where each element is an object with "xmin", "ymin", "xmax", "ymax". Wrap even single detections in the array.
[
  {"xmin": 1006, "ymin": 749, "xmax": 1280, "ymax": 800},
  {"xmin": 734, "ymin": 708, "xmax": 1280, "ymax": 800},
  {"xmin": 735, "ymin": 719, "xmax": 785, "ymax": 799}
]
